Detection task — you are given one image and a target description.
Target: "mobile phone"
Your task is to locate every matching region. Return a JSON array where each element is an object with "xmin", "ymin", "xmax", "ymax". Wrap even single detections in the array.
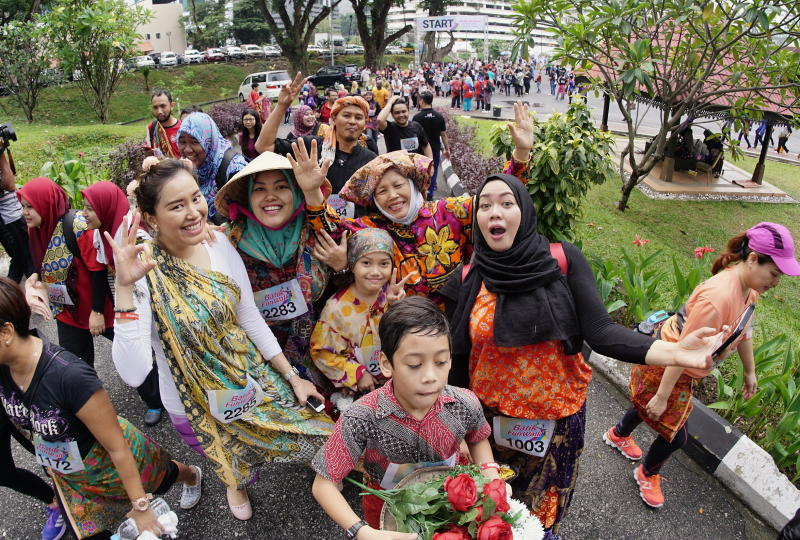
[
  {"xmin": 711, "ymin": 304, "xmax": 755, "ymax": 364},
  {"xmin": 306, "ymin": 396, "xmax": 324, "ymax": 413}
]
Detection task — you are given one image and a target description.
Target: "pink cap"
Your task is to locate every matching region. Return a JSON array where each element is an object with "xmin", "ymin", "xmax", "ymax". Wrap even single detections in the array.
[{"xmin": 746, "ymin": 222, "xmax": 800, "ymax": 276}]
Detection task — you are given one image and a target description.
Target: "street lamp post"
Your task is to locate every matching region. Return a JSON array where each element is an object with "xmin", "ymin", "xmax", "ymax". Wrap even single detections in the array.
[{"xmin": 167, "ymin": 31, "xmax": 172, "ymax": 51}]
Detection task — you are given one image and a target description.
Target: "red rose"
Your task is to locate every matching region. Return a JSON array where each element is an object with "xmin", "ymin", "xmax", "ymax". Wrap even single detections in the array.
[
  {"xmin": 443, "ymin": 473, "xmax": 478, "ymax": 512},
  {"xmin": 482, "ymin": 478, "xmax": 510, "ymax": 513},
  {"xmin": 432, "ymin": 524, "xmax": 472, "ymax": 540},
  {"xmin": 477, "ymin": 515, "xmax": 513, "ymax": 540}
]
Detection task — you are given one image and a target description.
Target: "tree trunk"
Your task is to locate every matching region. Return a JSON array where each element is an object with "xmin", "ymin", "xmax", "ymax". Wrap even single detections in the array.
[
  {"xmin": 616, "ymin": 170, "xmax": 641, "ymax": 211},
  {"xmin": 422, "ymin": 30, "xmax": 454, "ymax": 63}
]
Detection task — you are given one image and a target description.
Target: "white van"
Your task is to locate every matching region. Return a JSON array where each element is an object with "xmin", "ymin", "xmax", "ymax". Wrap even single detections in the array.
[
  {"xmin": 238, "ymin": 70, "xmax": 292, "ymax": 100},
  {"xmin": 160, "ymin": 51, "xmax": 178, "ymax": 66}
]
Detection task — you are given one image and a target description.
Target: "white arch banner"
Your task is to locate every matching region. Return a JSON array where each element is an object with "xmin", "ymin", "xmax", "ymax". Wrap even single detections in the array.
[{"xmin": 415, "ymin": 15, "xmax": 488, "ymax": 32}]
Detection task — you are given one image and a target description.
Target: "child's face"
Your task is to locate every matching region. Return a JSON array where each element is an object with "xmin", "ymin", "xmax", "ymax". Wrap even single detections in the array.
[
  {"xmin": 352, "ymin": 252, "xmax": 392, "ymax": 296},
  {"xmin": 380, "ymin": 332, "xmax": 451, "ymax": 417}
]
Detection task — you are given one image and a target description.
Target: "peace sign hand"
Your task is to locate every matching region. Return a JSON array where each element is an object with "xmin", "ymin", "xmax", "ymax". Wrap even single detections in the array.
[
  {"xmin": 386, "ymin": 269, "xmax": 416, "ymax": 304},
  {"xmin": 278, "ymin": 72, "xmax": 307, "ymax": 109},
  {"xmin": 103, "ymin": 213, "xmax": 157, "ymax": 287},
  {"xmin": 287, "ymin": 138, "xmax": 331, "ymax": 197}
]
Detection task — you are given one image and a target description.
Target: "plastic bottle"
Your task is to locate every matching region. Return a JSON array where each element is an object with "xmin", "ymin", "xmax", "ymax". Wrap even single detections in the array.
[{"xmin": 111, "ymin": 498, "xmax": 172, "ymax": 540}]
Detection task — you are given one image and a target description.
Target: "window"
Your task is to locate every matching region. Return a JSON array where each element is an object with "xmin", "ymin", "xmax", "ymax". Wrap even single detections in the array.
[
  {"xmin": 244, "ymin": 76, "xmax": 251, "ymax": 85},
  {"xmin": 252, "ymin": 73, "xmax": 266, "ymax": 83},
  {"xmin": 146, "ymin": 33, "xmax": 151, "ymax": 40},
  {"xmin": 156, "ymin": 32, "xmax": 161, "ymax": 39},
  {"xmin": 269, "ymin": 71, "xmax": 290, "ymax": 81}
]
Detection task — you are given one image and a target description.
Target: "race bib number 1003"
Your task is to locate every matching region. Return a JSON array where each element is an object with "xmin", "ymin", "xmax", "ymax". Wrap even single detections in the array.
[{"xmin": 492, "ymin": 416, "xmax": 556, "ymax": 458}]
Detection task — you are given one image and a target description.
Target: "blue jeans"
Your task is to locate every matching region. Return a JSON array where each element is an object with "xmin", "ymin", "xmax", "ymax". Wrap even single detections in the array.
[{"xmin": 428, "ymin": 150, "xmax": 441, "ymax": 199}]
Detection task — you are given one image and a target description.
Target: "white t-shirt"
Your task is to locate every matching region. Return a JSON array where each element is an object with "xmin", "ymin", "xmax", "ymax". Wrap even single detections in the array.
[
  {"xmin": 0, "ymin": 169, "xmax": 22, "ymax": 223},
  {"xmin": 112, "ymin": 231, "xmax": 283, "ymax": 418}
]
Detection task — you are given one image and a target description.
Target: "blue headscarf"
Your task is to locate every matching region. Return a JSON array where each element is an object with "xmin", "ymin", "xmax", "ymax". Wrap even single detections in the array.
[{"xmin": 178, "ymin": 112, "xmax": 247, "ymax": 219}]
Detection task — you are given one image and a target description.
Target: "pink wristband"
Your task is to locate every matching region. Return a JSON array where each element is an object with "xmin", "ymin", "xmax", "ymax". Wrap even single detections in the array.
[{"xmin": 480, "ymin": 462, "xmax": 500, "ymax": 471}]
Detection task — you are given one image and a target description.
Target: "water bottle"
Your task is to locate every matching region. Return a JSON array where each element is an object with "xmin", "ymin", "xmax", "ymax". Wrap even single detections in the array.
[{"xmin": 111, "ymin": 498, "xmax": 172, "ymax": 540}]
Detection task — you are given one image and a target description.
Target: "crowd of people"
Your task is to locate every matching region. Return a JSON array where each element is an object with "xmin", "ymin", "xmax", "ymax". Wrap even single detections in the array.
[{"xmin": 0, "ymin": 58, "xmax": 798, "ymax": 540}]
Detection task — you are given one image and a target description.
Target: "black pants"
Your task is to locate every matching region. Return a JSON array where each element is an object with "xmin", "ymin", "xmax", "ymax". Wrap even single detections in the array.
[
  {"xmin": 0, "ymin": 217, "xmax": 34, "ymax": 282},
  {"xmin": 615, "ymin": 406, "xmax": 689, "ymax": 476},
  {"xmin": 451, "ymin": 93, "xmax": 461, "ymax": 108},
  {"xmin": 777, "ymin": 136, "xmax": 789, "ymax": 153},
  {"xmin": 1, "ymin": 413, "xmax": 54, "ymax": 504},
  {"xmin": 56, "ymin": 321, "xmax": 163, "ymax": 409}
]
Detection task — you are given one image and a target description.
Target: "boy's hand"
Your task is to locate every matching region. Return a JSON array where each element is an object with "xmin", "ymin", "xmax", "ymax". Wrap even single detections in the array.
[{"xmin": 357, "ymin": 526, "xmax": 417, "ymax": 539}]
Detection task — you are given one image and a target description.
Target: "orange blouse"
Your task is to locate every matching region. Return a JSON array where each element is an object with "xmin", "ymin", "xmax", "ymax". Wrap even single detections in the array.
[{"xmin": 468, "ymin": 283, "xmax": 593, "ymax": 420}]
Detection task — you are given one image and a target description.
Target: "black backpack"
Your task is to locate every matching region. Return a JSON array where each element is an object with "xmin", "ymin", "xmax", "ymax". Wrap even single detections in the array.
[{"xmin": 62, "ymin": 210, "xmax": 81, "ymax": 261}]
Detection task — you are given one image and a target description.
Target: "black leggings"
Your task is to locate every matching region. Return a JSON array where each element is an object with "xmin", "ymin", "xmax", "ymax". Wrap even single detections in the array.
[
  {"xmin": 1, "ymin": 413, "xmax": 54, "ymax": 504},
  {"xmin": 615, "ymin": 407, "xmax": 689, "ymax": 476},
  {"xmin": 57, "ymin": 320, "xmax": 114, "ymax": 368},
  {"xmin": 0, "ymin": 217, "xmax": 34, "ymax": 282}
]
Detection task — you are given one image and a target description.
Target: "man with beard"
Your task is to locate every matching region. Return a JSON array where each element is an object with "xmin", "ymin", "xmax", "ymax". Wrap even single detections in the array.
[
  {"xmin": 377, "ymin": 95, "xmax": 432, "ymax": 159},
  {"xmin": 145, "ymin": 89, "xmax": 181, "ymax": 158},
  {"xmin": 256, "ymin": 73, "xmax": 377, "ymax": 197}
]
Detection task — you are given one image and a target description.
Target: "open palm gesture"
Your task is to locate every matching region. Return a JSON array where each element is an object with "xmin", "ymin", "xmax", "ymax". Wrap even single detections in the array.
[
  {"xmin": 103, "ymin": 213, "xmax": 157, "ymax": 287},
  {"xmin": 287, "ymin": 138, "xmax": 331, "ymax": 194},
  {"xmin": 509, "ymin": 101, "xmax": 534, "ymax": 158},
  {"xmin": 386, "ymin": 269, "xmax": 416, "ymax": 304}
]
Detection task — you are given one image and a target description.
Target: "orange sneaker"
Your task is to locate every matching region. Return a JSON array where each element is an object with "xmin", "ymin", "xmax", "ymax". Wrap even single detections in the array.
[
  {"xmin": 634, "ymin": 465, "xmax": 664, "ymax": 508},
  {"xmin": 603, "ymin": 426, "xmax": 642, "ymax": 460}
]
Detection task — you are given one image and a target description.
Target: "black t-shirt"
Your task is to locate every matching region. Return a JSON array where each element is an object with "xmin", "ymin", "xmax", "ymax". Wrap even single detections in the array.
[
  {"xmin": 0, "ymin": 334, "xmax": 102, "ymax": 458},
  {"xmin": 380, "ymin": 121, "xmax": 429, "ymax": 155},
  {"xmin": 413, "ymin": 109, "xmax": 446, "ymax": 155},
  {"xmin": 274, "ymin": 135, "xmax": 377, "ymax": 194}
]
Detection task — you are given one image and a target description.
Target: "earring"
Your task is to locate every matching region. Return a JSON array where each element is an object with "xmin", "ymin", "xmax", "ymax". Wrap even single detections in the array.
[{"xmin": 4, "ymin": 341, "xmax": 10, "ymax": 346}]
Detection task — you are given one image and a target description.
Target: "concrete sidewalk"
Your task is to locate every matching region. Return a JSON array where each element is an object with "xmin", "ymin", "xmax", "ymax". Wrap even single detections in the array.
[{"xmin": 0, "ymin": 317, "xmax": 777, "ymax": 539}]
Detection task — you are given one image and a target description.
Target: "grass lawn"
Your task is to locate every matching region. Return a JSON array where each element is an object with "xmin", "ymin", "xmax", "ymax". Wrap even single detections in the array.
[{"xmin": 457, "ymin": 116, "xmax": 800, "ymax": 348}]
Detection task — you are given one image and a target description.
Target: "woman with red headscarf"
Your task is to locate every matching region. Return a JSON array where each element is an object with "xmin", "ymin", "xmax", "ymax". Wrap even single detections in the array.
[
  {"xmin": 18, "ymin": 177, "xmax": 113, "ymax": 367},
  {"xmin": 81, "ymin": 181, "xmax": 166, "ymax": 426}
]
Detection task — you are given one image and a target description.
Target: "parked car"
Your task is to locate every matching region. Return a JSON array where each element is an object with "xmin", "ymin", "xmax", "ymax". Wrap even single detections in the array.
[
  {"xmin": 345, "ymin": 44, "xmax": 365, "ymax": 54},
  {"xmin": 132, "ymin": 55, "xmax": 156, "ymax": 69},
  {"xmin": 243, "ymin": 44, "xmax": 265, "ymax": 58},
  {"xmin": 160, "ymin": 51, "xmax": 178, "ymax": 66},
  {"xmin": 203, "ymin": 48, "xmax": 225, "ymax": 62},
  {"xmin": 148, "ymin": 52, "xmax": 161, "ymax": 66},
  {"xmin": 307, "ymin": 64, "xmax": 353, "ymax": 88},
  {"xmin": 262, "ymin": 45, "xmax": 281, "ymax": 57},
  {"xmin": 184, "ymin": 49, "xmax": 203, "ymax": 63},
  {"xmin": 386, "ymin": 46, "xmax": 404, "ymax": 54},
  {"xmin": 238, "ymin": 70, "xmax": 292, "ymax": 101},
  {"xmin": 307, "ymin": 45, "xmax": 325, "ymax": 56},
  {"xmin": 224, "ymin": 46, "xmax": 246, "ymax": 60}
]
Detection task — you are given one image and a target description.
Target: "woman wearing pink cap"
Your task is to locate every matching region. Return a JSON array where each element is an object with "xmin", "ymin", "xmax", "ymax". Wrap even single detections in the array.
[{"xmin": 604, "ymin": 222, "xmax": 800, "ymax": 508}]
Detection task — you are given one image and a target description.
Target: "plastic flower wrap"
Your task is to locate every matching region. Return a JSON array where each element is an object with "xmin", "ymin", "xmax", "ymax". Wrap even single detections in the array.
[{"xmin": 350, "ymin": 465, "xmax": 543, "ymax": 540}]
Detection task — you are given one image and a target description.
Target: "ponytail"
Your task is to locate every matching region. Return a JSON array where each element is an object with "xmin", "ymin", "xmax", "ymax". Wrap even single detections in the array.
[{"xmin": 711, "ymin": 231, "xmax": 772, "ymax": 275}]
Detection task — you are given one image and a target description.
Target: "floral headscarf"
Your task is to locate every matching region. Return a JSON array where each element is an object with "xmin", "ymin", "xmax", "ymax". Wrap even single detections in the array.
[
  {"xmin": 291, "ymin": 105, "xmax": 316, "ymax": 138},
  {"xmin": 347, "ymin": 228, "xmax": 394, "ymax": 269},
  {"xmin": 178, "ymin": 112, "xmax": 247, "ymax": 219},
  {"xmin": 320, "ymin": 96, "xmax": 370, "ymax": 164},
  {"xmin": 339, "ymin": 150, "xmax": 433, "ymax": 208}
]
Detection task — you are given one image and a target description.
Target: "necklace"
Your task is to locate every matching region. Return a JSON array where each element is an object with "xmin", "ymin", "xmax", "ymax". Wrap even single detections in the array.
[{"xmin": 15, "ymin": 340, "xmax": 42, "ymax": 392}]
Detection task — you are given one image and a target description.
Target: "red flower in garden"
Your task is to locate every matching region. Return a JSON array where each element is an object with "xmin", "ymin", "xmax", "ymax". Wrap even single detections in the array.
[
  {"xmin": 482, "ymin": 479, "xmax": 510, "ymax": 513},
  {"xmin": 432, "ymin": 524, "xmax": 472, "ymax": 540},
  {"xmin": 78, "ymin": 151, "xmax": 85, "ymax": 158},
  {"xmin": 476, "ymin": 515, "xmax": 513, "ymax": 540},
  {"xmin": 693, "ymin": 246, "xmax": 716, "ymax": 259},
  {"xmin": 632, "ymin": 234, "xmax": 650, "ymax": 247},
  {"xmin": 443, "ymin": 473, "xmax": 478, "ymax": 512}
]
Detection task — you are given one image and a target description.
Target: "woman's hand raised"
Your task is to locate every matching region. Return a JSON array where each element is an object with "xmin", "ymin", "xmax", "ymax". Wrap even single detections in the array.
[
  {"xmin": 287, "ymin": 139, "xmax": 330, "ymax": 206},
  {"xmin": 104, "ymin": 213, "xmax": 157, "ymax": 287},
  {"xmin": 509, "ymin": 101, "xmax": 534, "ymax": 162}
]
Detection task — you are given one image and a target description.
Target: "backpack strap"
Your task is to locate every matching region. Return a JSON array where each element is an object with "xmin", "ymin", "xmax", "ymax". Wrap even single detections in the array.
[
  {"xmin": 460, "ymin": 242, "xmax": 567, "ymax": 281},
  {"xmin": 215, "ymin": 148, "xmax": 238, "ymax": 191},
  {"xmin": 62, "ymin": 210, "xmax": 81, "ymax": 261}
]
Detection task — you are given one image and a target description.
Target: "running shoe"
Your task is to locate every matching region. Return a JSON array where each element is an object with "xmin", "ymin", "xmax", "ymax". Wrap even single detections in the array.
[
  {"xmin": 634, "ymin": 464, "xmax": 664, "ymax": 508},
  {"xmin": 603, "ymin": 426, "xmax": 643, "ymax": 460},
  {"xmin": 180, "ymin": 466, "xmax": 203, "ymax": 509},
  {"xmin": 41, "ymin": 505, "xmax": 66, "ymax": 540},
  {"xmin": 144, "ymin": 408, "xmax": 163, "ymax": 427}
]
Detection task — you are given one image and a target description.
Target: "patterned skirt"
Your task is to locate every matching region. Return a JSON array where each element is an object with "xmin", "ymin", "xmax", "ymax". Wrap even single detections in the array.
[
  {"xmin": 49, "ymin": 417, "xmax": 174, "ymax": 539},
  {"xmin": 484, "ymin": 402, "xmax": 586, "ymax": 535},
  {"xmin": 629, "ymin": 364, "xmax": 694, "ymax": 442}
]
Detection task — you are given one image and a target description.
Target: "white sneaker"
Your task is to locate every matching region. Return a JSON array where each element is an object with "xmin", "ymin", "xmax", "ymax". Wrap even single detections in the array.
[{"xmin": 180, "ymin": 466, "xmax": 203, "ymax": 509}]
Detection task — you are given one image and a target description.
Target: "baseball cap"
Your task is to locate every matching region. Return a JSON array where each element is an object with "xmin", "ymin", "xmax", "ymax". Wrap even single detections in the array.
[{"xmin": 746, "ymin": 222, "xmax": 800, "ymax": 276}]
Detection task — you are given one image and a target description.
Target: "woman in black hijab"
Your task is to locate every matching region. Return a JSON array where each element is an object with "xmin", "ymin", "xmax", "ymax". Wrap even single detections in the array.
[{"xmin": 442, "ymin": 173, "xmax": 723, "ymax": 538}]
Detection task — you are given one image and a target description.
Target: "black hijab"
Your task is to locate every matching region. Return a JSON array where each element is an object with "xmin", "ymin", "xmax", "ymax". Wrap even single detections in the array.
[{"xmin": 443, "ymin": 174, "xmax": 582, "ymax": 387}]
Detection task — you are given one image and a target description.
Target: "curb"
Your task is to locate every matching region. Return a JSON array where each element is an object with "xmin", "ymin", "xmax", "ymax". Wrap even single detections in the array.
[{"xmin": 585, "ymin": 347, "xmax": 799, "ymax": 531}]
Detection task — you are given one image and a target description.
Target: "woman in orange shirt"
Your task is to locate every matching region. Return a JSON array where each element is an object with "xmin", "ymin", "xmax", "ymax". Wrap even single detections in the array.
[
  {"xmin": 443, "ymin": 174, "xmax": 727, "ymax": 537},
  {"xmin": 605, "ymin": 223, "xmax": 799, "ymax": 509}
]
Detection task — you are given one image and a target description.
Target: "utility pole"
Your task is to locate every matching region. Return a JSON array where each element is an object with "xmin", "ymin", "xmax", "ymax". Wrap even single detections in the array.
[{"xmin": 325, "ymin": 0, "xmax": 334, "ymax": 66}]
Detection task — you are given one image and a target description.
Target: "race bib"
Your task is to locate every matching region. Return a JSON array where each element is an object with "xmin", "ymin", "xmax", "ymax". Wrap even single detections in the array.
[
  {"xmin": 207, "ymin": 374, "xmax": 265, "ymax": 424},
  {"xmin": 380, "ymin": 453, "xmax": 457, "ymax": 489},
  {"xmin": 253, "ymin": 279, "xmax": 309, "ymax": 321},
  {"xmin": 400, "ymin": 137, "xmax": 420, "ymax": 152},
  {"xmin": 327, "ymin": 194, "xmax": 356, "ymax": 219},
  {"xmin": 34, "ymin": 436, "xmax": 85, "ymax": 474},
  {"xmin": 493, "ymin": 416, "xmax": 556, "ymax": 457},
  {"xmin": 46, "ymin": 283, "xmax": 74, "ymax": 306},
  {"xmin": 355, "ymin": 346, "xmax": 382, "ymax": 377}
]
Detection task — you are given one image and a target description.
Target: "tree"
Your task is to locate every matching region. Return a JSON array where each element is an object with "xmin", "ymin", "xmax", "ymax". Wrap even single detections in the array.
[
  {"xmin": 419, "ymin": 0, "xmax": 458, "ymax": 64},
  {"xmin": 339, "ymin": 13, "xmax": 357, "ymax": 42},
  {"xmin": 0, "ymin": 20, "xmax": 51, "ymax": 122},
  {"xmin": 254, "ymin": 0, "xmax": 340, "ymax": 75},
  {"xmin": 233, "ymin": 0, "xmax": 272, "ymax": 44},
  {"xmin": 45, "ymin": 0, "xmax": 151, "ymax": 124},
  {"xmin": 515, "ymin": 0, "xmax": 800, "ymax": 210},
  {"xmin": 184, "ymin": 0, "xmax": 232, "ymax": 49},
  {"xmin": 0, "ymin": 0, "xmax": 49, "ymax": 26},
  {"xmin": 350, "ymin": 0, "xmax": 412, "ymax": 68}
]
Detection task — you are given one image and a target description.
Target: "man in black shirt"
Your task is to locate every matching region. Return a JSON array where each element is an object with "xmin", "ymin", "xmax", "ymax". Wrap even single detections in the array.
[
  {"xmin": 412, "ymin": 91, "xmax": 450, "ymax": 198},
  {"xmin": 256, "ymin": 73, "xmax": 377, "ymax": 198},
  {"xmin": 377, "ymin": 95, "xmax": 433, "ymax": 159}
]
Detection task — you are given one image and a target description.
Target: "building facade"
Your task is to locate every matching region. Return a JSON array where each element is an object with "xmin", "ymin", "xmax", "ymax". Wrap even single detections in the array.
[{"xmin": 135, "ymin": 0, "xmax": 188, "ymax": 53}]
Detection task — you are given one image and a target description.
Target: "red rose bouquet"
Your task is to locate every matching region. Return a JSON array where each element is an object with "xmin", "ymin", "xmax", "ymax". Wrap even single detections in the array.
[{"xmin": 350, "ymin": 465, "xmax": 543, "ymax": 540}]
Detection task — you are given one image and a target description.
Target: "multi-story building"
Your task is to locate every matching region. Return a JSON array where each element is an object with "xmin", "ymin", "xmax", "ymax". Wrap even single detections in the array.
[
  {"xmin": 134, "ymin": 0, "xmax": 188, "ymax": 54},
  {"xmin": 387, "ymin": 0, "xmax": 557, "ymax": 56}
]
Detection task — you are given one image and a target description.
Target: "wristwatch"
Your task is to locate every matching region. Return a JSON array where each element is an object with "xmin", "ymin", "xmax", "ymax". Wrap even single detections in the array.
[
  {"xmin": 345, "ymin": 519, "xmax": 367, "ymax": 539},
  {"xmin": 132, "ymin": 494, "xmax": 152, "ymax": 512},
  {"xmin": 283, "ymin": 366, "xmax": 300, "ymax": 382}
]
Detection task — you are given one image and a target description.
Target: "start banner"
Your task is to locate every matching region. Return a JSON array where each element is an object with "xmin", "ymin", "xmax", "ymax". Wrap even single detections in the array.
[{"xmin": 415, "ymin": 15, "xmax": 487, "ymax": 32}]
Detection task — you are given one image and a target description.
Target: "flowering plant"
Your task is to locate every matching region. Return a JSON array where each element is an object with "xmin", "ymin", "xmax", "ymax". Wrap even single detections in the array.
[{"xmin": 350, "ymin": 465, "xmax": 543, "ymax": 540}]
